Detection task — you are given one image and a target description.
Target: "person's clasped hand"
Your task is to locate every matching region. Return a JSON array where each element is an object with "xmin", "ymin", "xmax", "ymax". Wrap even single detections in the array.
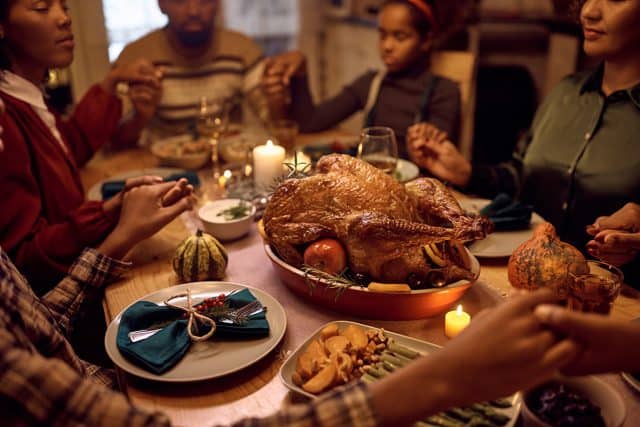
[
  {"xmin": 113, "ymin": 180, "xmax": 196, "ymax": 245},
  {"xmin": 535, "ymin": 304, "xmax": 640, "ymax": 376},
  {"xmin": 586, "ymin": 202, "xmax": 640, "ymax": 266},
  {"xmin": 98, "ymin": 180, "xmax": 196, "ymax": 260},
  {"xmin": 102, "ymin": 175, "xmax": 163, "ymax": 220},
  {"xmin": 261, "ymin": 51, "xmax": 306, "ymax": 106},
  {"xmin": 432, "ymin": 290, "xmax": 580, "ymax": 405},
  {"xmin": 407, "ymin": 122, "xmax": 448, "ymax": 145},
  {"xmin": 407, "ymin": 133, "xmax": 471, "ymax": 187},
  {"xmin": 102, "ymin": 58, "xmax": 164, "ymax": 94}
]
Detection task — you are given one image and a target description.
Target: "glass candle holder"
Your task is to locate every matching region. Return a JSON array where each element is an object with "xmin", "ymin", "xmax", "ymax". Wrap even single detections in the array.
[{"xmin": 568, "ymin": 260, "xmax": 623, "ymax": 314}]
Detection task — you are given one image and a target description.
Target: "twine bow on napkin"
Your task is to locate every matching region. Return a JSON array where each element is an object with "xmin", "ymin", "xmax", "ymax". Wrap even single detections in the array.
[{"xmin": 164, "ymin": 289, "xmax": 216, "ymax": 342}]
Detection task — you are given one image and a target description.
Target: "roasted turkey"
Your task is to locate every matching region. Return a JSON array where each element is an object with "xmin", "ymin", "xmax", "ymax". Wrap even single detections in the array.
[{"xmin": 263, "ymin": 154, "xmax": 492, "ymax": 284}]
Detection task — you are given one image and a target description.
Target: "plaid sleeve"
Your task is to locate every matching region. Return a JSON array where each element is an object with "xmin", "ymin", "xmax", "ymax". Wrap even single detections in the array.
[
  {"xmin": 41, "ymin": 248, "xmax": 131, "ymax": 337},
  {"xmin": 0, "ymin": 339, "xmax": 170, "ymax": 427},
  {"xmin": 227, "ymin": 381, "xmax": 378, "ymax": 427}
]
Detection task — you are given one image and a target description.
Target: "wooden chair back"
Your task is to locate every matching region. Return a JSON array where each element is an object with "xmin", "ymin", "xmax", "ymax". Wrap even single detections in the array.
[{"xmin": 430, "ymin": 49, "xmax": 478, "ymax": 160}]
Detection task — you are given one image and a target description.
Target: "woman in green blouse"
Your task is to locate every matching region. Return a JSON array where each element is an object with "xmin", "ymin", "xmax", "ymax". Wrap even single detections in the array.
[{"xmin": 411, "ymin": 0, "xmax": 640, "ymax": 278}]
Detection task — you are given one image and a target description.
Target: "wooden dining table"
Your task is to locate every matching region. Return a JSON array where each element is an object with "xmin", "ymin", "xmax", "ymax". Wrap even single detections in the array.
[{"xmin": 81, "ymin": 131, "xmax": 640, "ymax": 426}]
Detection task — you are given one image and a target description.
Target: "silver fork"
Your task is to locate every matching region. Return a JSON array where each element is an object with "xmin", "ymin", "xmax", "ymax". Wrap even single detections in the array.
[{"xmin": 219, "ymin": 300, "xmax": 265, "ymax": 325}]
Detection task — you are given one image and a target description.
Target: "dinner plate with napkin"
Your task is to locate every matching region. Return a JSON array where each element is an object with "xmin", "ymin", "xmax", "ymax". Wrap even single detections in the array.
[
  {"xmin": 105, "ymin": 282, "xmax": 287, "ymax": 382},
  {"xmin": 479, "ymin": 193, "xmax": 533, "ymax": 231},
  {"xmin": 459, "ymin": 195, "xmax": 544, "ymax": 258}
]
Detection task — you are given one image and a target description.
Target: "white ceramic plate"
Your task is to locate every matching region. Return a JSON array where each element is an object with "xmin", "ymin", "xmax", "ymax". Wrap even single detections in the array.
[
  {"xmin": 621, "ymin": 372, "xmax": 640, "ymax": 393},
  {"xmin": 459, "ymin": 198, "xmax": 545, "ymax": 258},
  {"xmin": 86, "ymin": 167, "xmax": 185, "ymax": 201},
  {"xmin": 394, "ymin": 158, "xmax": 420, "ymax": 183},
  {"xmin": 105, "ymin": 281, "xmax": 287, "ymax": 382},
  {"xmin": 280, "ymin": 320, "xmax": 520, "ymax": 426}
]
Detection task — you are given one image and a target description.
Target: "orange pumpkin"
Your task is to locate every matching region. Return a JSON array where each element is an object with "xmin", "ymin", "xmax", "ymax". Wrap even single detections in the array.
[{"xmin": 508, "ymin": 222, "xmax": 588, "ymax": 297}]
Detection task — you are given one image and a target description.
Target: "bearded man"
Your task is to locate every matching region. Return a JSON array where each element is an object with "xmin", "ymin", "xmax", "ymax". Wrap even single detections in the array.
[{"xmin": 113, "ymin": 0, "xmax": 268, "ymax": 145}]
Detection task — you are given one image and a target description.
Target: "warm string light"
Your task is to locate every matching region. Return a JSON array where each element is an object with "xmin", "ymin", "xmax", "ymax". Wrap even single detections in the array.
[{"xmin": 218, "ymin": 169, "xmax": 232, "ymax": 189}]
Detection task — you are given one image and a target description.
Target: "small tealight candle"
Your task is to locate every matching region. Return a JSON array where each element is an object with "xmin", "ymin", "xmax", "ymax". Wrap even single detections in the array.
[
  {"xmin": 253, "ymin": 139, "xmax": 285, "ymax": 191},
  {"xmin": 218, "ymin": 169, "xmax": 232, "ymax": 189},
  {"xmin": 444, "ymin": 304, "xmax": 471, "ymax": 339}
]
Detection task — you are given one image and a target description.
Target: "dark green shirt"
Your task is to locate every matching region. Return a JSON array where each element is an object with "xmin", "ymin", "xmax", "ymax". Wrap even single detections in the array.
[{"xmin": 469, "ymin": 67, "xmax": 640, "ymax": 283}]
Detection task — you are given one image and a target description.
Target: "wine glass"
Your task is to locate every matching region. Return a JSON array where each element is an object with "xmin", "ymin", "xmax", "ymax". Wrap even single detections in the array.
[
  {"xmin": 197, "ymin": 96, "xmax": 230, "ymax": 177},
  {"xmin": 357, "ymin": 126, "xmax": 398, "ymax": 174}
]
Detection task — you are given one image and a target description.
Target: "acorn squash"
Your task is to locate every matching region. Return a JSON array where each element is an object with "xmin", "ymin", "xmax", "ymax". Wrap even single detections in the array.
[{"xmin": 173, "ymin": 230, "xmax": 228, "ymax": 282}]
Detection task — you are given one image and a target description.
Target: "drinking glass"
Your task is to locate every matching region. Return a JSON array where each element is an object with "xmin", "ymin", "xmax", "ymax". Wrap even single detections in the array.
[
  {"xmin": 197, "ymin": 97, "xmax": 230, "ymax": 177},
  {"xmin": 568, "ymin": 260, "xmax": 623, "ymax": 314},
  {"xmin": 357, "ymin": 126, "xmax": 398, "ymax": 174},
  {"xmin": 268, "ymin": 119, "xmax": 299, "ymax": 156}
]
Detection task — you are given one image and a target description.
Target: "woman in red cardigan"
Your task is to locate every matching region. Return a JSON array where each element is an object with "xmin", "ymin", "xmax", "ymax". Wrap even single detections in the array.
[{"xmin": 0, "ymin": 0, "xmax": 165, "ymax": 293}]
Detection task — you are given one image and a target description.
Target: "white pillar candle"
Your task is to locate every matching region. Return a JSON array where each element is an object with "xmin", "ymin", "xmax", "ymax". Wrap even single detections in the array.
[{"xmin": 253, "ymin": 140, "xmax": 285, "ymax": 191}]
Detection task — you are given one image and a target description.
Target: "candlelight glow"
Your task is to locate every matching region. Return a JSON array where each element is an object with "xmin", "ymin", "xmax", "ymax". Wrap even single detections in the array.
[{"xmin": 445, "ymin": 304, "xmax": 471, "ymax": 339}]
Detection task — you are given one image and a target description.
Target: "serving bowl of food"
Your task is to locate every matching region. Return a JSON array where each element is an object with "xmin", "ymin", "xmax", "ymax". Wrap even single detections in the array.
[
  {"xmin": 261, "ymin": 154, "xmax": 491, "ymax": 320},
  {"xmin": 151, "ymin": 134, "xmax": 211, "ymax": 170},
  {"xmin": 521, "ymin": 377, "xmax": 625, "ymax": 427},
  {"xmin": 199, "ymin": 198, "xmax": 256, "ymax": 241}
]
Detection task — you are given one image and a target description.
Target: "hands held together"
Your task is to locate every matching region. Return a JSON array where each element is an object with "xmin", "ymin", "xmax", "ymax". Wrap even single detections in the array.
[
  {"xmin": 435, "ymin": 290, "xmax": 639, "ymax": 404},
  {"xmin": 372, "ymin": 289, "xmax": 640, "ymax": 426},
  {"xmin": 102, "ymin": 58, "xmax": 165, "ymax": 122},
  {"xmin": 261, "ymin": 51, "xmax": 307, "ymax": 108},
  {"xmin": 99, "ymin": 177, "xmax": 197, "ymax": 260},
  {"xmin": 587, "ymin": 202, "xmax": 640, "ymax": 266},
  {"xmin": 406, "ymin": 122, "xmax": 471, "ymax": 187}
]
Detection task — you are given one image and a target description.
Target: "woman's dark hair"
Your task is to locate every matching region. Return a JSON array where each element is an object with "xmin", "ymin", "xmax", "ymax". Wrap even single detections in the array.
[
  {"xmin": 569, "ymin": 0, "xmax": 585, "ymax": 22},
  {"xmin": 381, "ymin": 0, "xmax": 439, "ymax": 40},
  {"xmin": 0, "ymin": 0, "xmax": 12, "ymax": 70}
]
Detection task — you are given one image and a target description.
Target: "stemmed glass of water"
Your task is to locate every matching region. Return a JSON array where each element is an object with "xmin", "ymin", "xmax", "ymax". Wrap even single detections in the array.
[{"xmin": 357, "ymin": 126, "xmax": 398, "ymax": 174}]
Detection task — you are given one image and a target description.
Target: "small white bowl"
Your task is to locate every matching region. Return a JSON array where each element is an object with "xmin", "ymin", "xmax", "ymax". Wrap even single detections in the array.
[
  {"xmin": 151, "ymin": 134, "xmax": 211, "ymax": 170},
  {"xmin": 521, "ymin": 376, "xmax": 625, "ymax": 427},
  {"xmin": 198, "ymin": 199, "xmax": 256, "ymax": 241}
]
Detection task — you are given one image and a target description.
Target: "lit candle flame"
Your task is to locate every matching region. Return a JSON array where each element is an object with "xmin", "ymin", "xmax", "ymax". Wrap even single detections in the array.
[
  {"xmin": 266, "ymin": 139, "xmax": 274, "ymax": 147},
  {"xmin": 223, "ymin": 169, "xmax": 232, "ymax": 179},
  {"xmin": 457, "ymin": 304, "xmax": 463, "ymax": 315}
]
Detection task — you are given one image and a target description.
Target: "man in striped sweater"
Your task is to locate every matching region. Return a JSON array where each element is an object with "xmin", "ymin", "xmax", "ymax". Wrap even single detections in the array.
[{"xmin": 113, "ymin": 0, "xmax": 267, "ymax": 146}]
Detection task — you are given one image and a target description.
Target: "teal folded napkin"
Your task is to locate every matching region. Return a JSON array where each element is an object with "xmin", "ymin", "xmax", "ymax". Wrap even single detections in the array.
[
  {"xmin": 101, "ymin": 171, "xmax": 200, "ymax": 200},
  {"xmin": 480, "ymin": 193, "xmax": 533, "ymax": 231},
  {"xmin": 116, "ymin": 288, "xmax": 269, "ymax": 374}
]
